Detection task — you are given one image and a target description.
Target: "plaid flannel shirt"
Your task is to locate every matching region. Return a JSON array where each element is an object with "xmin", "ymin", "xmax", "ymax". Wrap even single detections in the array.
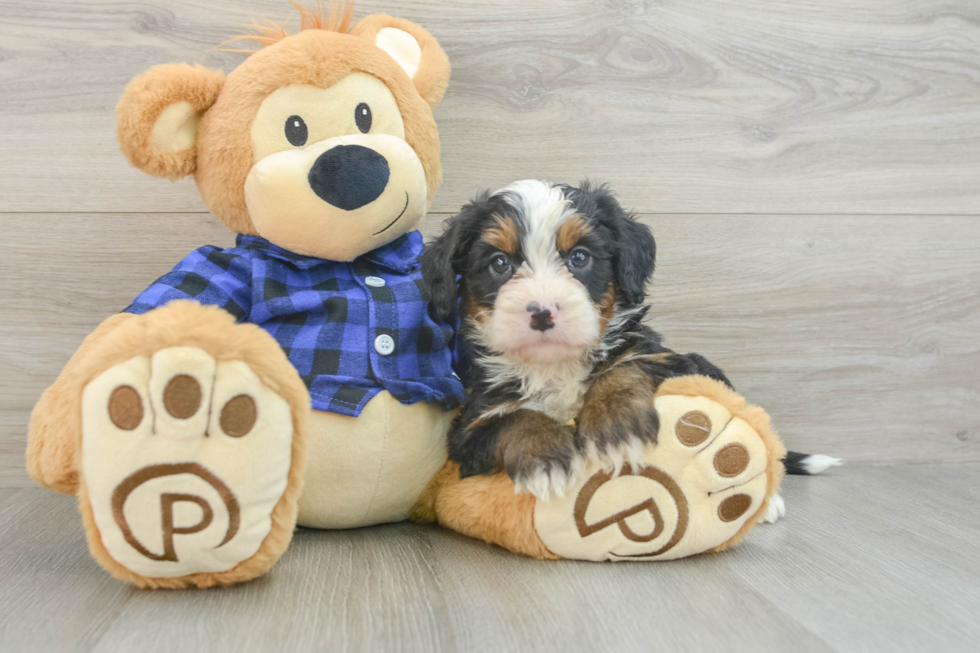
[{"xmin": 125, "ymin": 232, "xmax": 465, "ymax": 417}]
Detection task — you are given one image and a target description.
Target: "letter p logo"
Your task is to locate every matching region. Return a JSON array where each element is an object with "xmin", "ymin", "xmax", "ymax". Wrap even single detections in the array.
[{"xmin": 111, "ymin": 463, "xmax": 240, "ymax": 563}]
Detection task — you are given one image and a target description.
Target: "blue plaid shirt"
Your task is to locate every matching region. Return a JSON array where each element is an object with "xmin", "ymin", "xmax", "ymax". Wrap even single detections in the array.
[{"xmin": 125, "ymin": 232, "xmax": 465, "ymax": 417}]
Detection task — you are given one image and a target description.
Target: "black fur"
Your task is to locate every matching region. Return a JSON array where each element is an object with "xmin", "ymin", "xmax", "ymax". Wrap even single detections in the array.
[
  {"xmin": 783, "ymin": 450, "xmax": 826, "ymax": 475},
  {"xmin": 421, "ymin": 190, "xmax": 520, "ymax": 319},
  {"xmin": 563, "ymin": 182, "xmax": 656, "ymax": 306}
]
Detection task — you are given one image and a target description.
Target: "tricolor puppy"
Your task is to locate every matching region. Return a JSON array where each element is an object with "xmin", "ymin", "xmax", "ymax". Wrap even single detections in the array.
[{"xmin": 423, "ymin": 180, "xmax": 838, "ymax": 516}]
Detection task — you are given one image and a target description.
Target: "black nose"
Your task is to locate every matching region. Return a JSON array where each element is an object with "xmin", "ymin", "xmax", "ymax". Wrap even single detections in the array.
[
  {"xmin": 527, "ymin": 302, "xmax": 555, "ymax": 332},
  {"xmin": 308, "ymin": 144, "xmax": 390, "ymax": 211}
]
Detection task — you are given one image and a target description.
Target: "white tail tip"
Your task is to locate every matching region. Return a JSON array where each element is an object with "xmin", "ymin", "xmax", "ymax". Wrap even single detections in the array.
[{"xmin": 803, "ymin": 454, "xmax": 844, "ymax": 475}]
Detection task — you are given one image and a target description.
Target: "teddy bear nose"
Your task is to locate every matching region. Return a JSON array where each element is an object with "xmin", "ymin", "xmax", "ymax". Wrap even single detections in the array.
[{"xmin": 308, "ymin": 144, "xmax": 390, "ymax": 211}]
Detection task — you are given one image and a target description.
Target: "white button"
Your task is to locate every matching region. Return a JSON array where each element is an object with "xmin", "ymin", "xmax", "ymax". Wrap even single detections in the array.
[
  {"xmin": 375, "ymin": 334, "xmax": 395, "ymax": 356},
  {"xmin": 365, "ymin": 276, "xmax": 386, "ymax": 287}
]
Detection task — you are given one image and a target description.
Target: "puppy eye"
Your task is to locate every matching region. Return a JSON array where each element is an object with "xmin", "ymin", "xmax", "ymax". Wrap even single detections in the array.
[
  {"xmin": 490, "ymin": 253, "xmax": 512, "ymax": 275},
  {"xmin": 568, "ymin": 248, "xmax": 592, "ymax": 269},
  {"xmin": 284, "ymin": 115, "xmax": 308, "ymax": 147},
  {"xmin": 355, "ymin": 103, "xmax": 372, "ymax": 133}
]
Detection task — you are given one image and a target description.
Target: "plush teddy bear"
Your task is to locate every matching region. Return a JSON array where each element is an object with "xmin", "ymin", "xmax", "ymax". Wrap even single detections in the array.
[
  {"xmin": 26, "ymin": 2, "xmax": 462, "ymax": 588},
  {"xmin": 26, "ymin": 3, "xmax": 788, "ymax": 588}
]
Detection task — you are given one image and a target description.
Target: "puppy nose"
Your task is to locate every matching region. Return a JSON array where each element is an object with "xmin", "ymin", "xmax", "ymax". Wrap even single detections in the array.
[
  {"xmin": 526, "ymin": 302, "xmax": 555, "ymax": 332},
  {"xmin": 308, "ymin": 144, "xmax": 390, "ymax": 210}
]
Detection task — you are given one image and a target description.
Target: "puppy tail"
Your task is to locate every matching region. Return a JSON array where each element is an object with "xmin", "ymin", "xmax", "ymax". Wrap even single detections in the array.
[{"xmin": 783, "ymin": 451, "xmax": 843, "ymax": 475}]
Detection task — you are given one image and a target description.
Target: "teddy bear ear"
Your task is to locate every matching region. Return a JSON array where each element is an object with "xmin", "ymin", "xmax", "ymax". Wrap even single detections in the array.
[
  {"xmin": 116, "ymin": 64, "xmax": 225, "ymax": 180},
  {"xmin": 351, "ymin": 15, "xmax": 451, "ymax": 109}
]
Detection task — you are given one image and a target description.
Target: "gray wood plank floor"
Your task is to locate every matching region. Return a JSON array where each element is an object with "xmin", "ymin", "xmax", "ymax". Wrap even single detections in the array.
[{"xmin": 1, "ymin": 464, "xmax": 977, "ymax": 653}]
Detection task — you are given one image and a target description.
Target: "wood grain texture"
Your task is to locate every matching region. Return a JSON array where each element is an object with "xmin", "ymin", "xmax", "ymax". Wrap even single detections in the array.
[
  {"xmin": 1, "ymin": 464, "xmax": 978, "ymax": 652},
  {"xmin": 2, "ymin": 0, "xmax": 980, "ymax": 214},
  {"xmin": 726, "ymin": 463, "xmax": 980, "ymax": 652},
  {"xmin": 0, "ymin": 488, "xmax": 132, "ymax": 653},
  {"xmin": 2, "ymin": 212, "xmax": 977, "ymax": 486}
]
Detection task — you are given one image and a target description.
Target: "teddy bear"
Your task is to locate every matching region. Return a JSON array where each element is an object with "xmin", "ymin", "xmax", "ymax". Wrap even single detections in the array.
[
  {"xmin": 25, "ymin": 2, "xmax": 788, "ymax": 588},
  {"xmin": 26, "ymin": 2, "xmax": 462, "ymax": 588}
]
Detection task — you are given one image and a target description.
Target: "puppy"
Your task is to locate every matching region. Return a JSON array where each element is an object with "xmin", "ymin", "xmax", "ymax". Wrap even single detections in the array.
[{"xmin": 423, "ymin": 180, "xmax": 837, "ymax": 514}]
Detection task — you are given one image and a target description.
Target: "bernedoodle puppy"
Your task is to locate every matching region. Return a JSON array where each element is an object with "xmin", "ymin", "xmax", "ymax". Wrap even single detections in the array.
[{"xmin": 422, "ymin": 180, "xmax": 839, "ymax": 520}]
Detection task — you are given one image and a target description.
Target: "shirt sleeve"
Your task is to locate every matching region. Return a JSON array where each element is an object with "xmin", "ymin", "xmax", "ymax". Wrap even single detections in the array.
[{"xmin": 124, "ymin": 245, "xmax": 252, "ymax": 321}]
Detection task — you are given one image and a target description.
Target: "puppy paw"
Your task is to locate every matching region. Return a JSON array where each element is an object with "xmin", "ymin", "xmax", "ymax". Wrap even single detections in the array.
[
  {"xmin": 493, "ymin": 410, "xmax": 580, "ymax": 502},
  {"xmin": 512, "ymin": 455, "xmax": 583, "ymax": 502},
  {"xmin": 576, "ymin": 380, "xmax": 660, "ymax": 458},
  {"xmin": 761, "ymin": 493, "xmax": 785, "ymax": 524},
  {"xmin": 584, "ymin": 432, "xmax": 654, "ymax": 472},
  {"xmin": 504, "ymin": 437, "xmax": 580, "ymax": 503},
  {"xmin": 81, "ymin": 347, "xmax": 295, "ymax": 582},
  {"xmin": 534, "ymin": 387, "xmax": 781, "ymax": 560}
]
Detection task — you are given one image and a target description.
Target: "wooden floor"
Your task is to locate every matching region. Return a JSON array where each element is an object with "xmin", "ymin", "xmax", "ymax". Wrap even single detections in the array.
[
  {"xmin": 1, "ymin": 464, "xmax": 978, "ymax": 652},
  {"xmin": 1, "ymin": 0, "xmax": 978, "ymax": 651}
]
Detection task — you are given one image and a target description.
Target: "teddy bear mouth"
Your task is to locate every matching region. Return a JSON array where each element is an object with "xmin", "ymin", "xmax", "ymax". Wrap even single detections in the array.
[{"xmin": 372, "ymin": 192, "xmax": 410, "ymax": 236}]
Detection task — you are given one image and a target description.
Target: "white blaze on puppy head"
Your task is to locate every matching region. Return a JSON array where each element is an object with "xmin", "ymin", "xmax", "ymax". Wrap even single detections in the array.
[
  {"xmin": 423, "ymin": 180, "xmax": 655, "ymax": 370},
  {"xmin": 484, "ymin": 181, "xmax": 603, "ymax": 364}
]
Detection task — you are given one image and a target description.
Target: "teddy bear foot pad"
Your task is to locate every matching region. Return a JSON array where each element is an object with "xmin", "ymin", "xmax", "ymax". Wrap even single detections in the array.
[
  {"xmin": 534, "ymin": 392, "xmax": 776, "ymax": 561},
  {"xmin": 81, "ymin": 346, "xmax": 294, "ymax": 582}
]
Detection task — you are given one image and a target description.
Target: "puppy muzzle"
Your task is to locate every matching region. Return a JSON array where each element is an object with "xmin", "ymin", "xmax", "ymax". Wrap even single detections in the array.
[{"xmin": 489, "ymin": 271, "xmax": 600, "ymax": 363}]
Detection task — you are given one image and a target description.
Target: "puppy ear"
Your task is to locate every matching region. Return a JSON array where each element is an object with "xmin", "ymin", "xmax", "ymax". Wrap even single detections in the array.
[
  {"xmin": 585, "ymin": 184, "xmax": 655, "ymax": 306},
  {"xmin": 116, "ymin": 64, "xmax": 224, "ymax": 180},
  {"xmin": 421, "ymin": 216, "xmax": 465, "ymax": 319},
  {"xmin": 615, "ymin": 214, "xmax": 656, "ymax": 305},
  {"xmin": 351, "ymin": 15, "xmax": 451, "ymax": 108}
]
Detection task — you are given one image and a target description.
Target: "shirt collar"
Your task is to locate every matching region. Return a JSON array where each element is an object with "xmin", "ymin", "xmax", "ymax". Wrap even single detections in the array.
[{"xmin": 235, "ymin": 231, "xmax": 423, "ymax": 274}]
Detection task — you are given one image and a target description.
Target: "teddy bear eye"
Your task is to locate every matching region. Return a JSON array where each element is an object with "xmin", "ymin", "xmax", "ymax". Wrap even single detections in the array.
[
  {"xmin": 284, "ymin": 115, "xmax": 308, "ymax": 147},
  {"xmin": 355, "ymin": 103, "xmax": 372, "ymax": 133}
]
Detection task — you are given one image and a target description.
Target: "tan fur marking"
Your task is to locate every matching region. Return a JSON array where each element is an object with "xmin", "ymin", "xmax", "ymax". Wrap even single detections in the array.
[
  {"xmin": 556, "ymin": 214, "xmax": 592, "ymax": 252},
  {"xmin": 482, "ymin": 216, "xmax": 519, "ymax": 254},
  {"xmin": 465, "ymin": 291, "xmax": 490, "ymax": 326},
  {"xmin": 597, "ymin": 285, "xmax": 615, "ymax": 331},
  {"xmin": 584, "ymin": 363, "xmax": 654, "ymax": 413},
  {"xmin": 577, "ymin": 360, "xmax": 659, "ymax": 450}
]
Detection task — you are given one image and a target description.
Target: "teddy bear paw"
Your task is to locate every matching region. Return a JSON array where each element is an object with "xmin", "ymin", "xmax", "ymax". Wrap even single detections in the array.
[
  {"xmin": 80, "ymin": 347, "xmax": 294, "ymax": 581},
  {"xmin": 533, "ymin": 392, "xmax": 777, "ymax": 561}
]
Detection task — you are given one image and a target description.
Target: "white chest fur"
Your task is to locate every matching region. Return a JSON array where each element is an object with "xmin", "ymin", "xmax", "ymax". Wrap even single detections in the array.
[{"xmin": 481, "ymin": 355, "xmax": 592, "ymax": 424}]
